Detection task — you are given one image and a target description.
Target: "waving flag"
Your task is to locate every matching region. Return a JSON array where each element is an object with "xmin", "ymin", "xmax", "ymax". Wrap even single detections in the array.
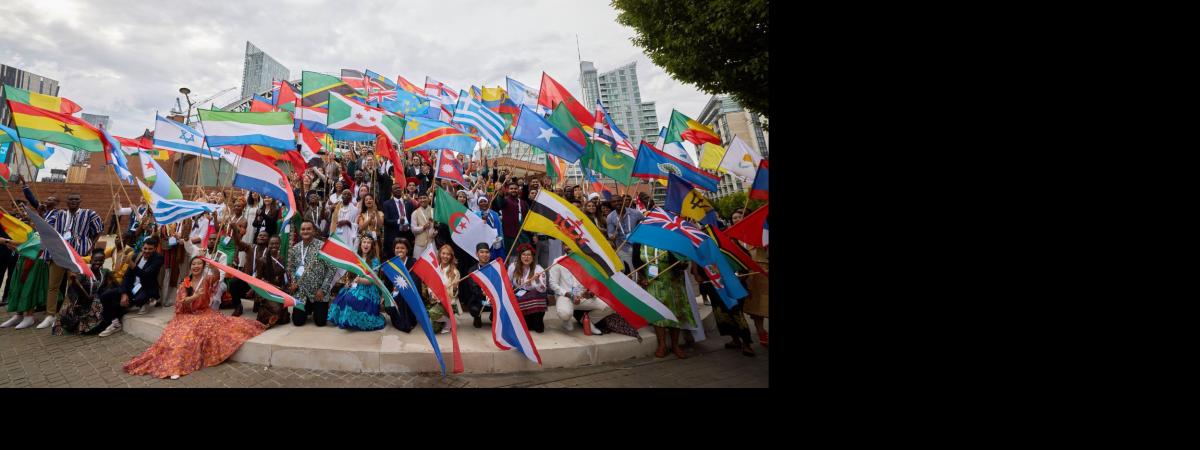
[
  {"xmin": 339, "ymin": 69, "xmax": 369, "ymax": 92},
  {"xmin": 154, "ymin": 114, "xmax": 221, "ymax": 158},
  {"xmin": 327, "ymin": 92, "xmax": 399, "ymax": 139},
  {"xmin": 725, "ymin": 204, "xmax": 768, "ymax": 248},
  {"xmin": 581, "ymin": 140, "xmax": 635, "ymax": 186},
  {"xmin": 231, "ymin": 147, "xmax": 297, "ymax": 222},
  {"xmin": 271, "ymin": 79, "xmax": 298, "ymax": 111},
  {"xmin": 592, "ymin": 100, "xmax": 636, "ymax": 156},
  {"xmin": 526, "ymin": 189, "xmax": 623, "ymax": 274},
  {"xmin": 250, "ymin": 95, "xmax": 278, "ymax": 112},
  {"xmin": 433, "ymin": 187, "xmax": 497, "ymax": 259},
  {"xmin": 101, "ymin": 128, "xmax": 134, "ymax": 183},
  {"xmin": 198, "ymin": 109, "xmax": 295, "ymax": 150},
  {"xmin": 395, "ymin": 75, "xmax": 425, "ymax": 96},
  {"xmin": 115, "ymin": 134, "xmax": 166, "ymax": 160},
  {"xmin": 719, "ymin": 135, "xmax": 763, "ymax": 181},
  {"xmin": 632, "ymin": 141, "xmax": 720, "ymax": 191},
  {"xmin": 293, "ymin": 105, "xmax": 330, "ymax": 133},
  {"xmin": 371, "ymin": 89, "xmax": 430, "ymax": 117},
  {"xmin": 512, "ymin": 106, "xmax": 584, "ymax": 163},
  {"xmin": 295, "ymin": 124, "xmax": 324, "ymax": 168},
  {"xmin": 364, "ymin": 69, "xmax": 397, "ymax": 99},
  {"xmin": 16, "ymin": 139, "xmax": 54, "ymax": 169},
  {"xmin": 301, "ymin": 71, "xmax": 364, "ymax": 108},
  {"xmin": 536, "ymin": 72, "xmax": 592, "ymax": 130},
  {"xmin": 628, "ymin": 208, "xmax": 748, "ymax": 308},
  {"xmin": 469, "ymin": 259, "xmax": 541, "ymax": 365},
  {"xmin": 665, "ymin": 109, "xmax": 721, "ymax": 147},
  {"xmin": 317, "ymin": 235, "xmax": 395, "ymax": 307},
  {"xmin": 433, "ymin": 149, "xmax": 468, "ymax": 187},
  {"xmin": 203, "ymin": 257, "xmax": 304, "ymax": 310},
  {"xmin": 3, "ymin": 85, "xmax": 81, "ymax": 114},
  {"xmin": 137, "ymin": 179, "xmax": 222, "ymax": 225},
  {"xmin": 411, "ymin": 245, "xmax": 464, "ymax": 374},
  {"xmin": 424, "ymin": 76, "xmax": 459, "ymax": 121},
  {"xmin": 26, "ymin": 205, "xmax": 93, "ymax": 279},
  {"xmin": 402, "ymin": 115, "xmax": 477, "ymax": 154},
  {"xmin": 554, "ymin": 253, "xmax": 676, "ymax": 329},
  {"xmin": 506, "ymin": 76, "xmax": 540, "ymax": 112},
  {"xmin": 0, "ymin": 210, "xmax": 33, "ymax": 244},
  {"xmin": 749, "ymin": 159, "xmax": 769, "ymax": 200},
  {"xmin": 664, "ymin": 173, "xmax": 719, "ymax": 226},
  {"xmin": 451, "ymin": 89, "xmax": 506, "ymax": 146},
  {"xmin": 6, "ymin": 100, "xmax": 106, "ymax": 152},
  {"xmin": 137, "ymin": 150, "xmax": 182, "ymax": 199},
  {"xmin": 479, "ymin": 86, "xmax": 507, "ymax": 111},
  {"xmin": 382, "ymin": 256, "xmax": 447, "ymax": 375},
  {"xmin": 705, "ymin": 224, "xmax": 767, "ymax": 276}
]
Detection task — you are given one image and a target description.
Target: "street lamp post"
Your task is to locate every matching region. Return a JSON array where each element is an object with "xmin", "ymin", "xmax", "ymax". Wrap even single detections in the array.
[{"xmin": 177, "ymin": 87, "xmax": 195, "ymax": 184}]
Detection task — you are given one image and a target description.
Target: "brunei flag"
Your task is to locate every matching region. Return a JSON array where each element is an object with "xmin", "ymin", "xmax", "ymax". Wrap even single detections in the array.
[
  {"xmin": 6, "ymin": 100, "xmax": 106, "ymax": 153},
  {"xmin": 2, "ymin": 85, "xmax": 82, "ymax": 115},
  {"xmin": 665, "ymin": 109, "xmax": 721, "ymax": 147},
  {"xmin": 525, "ymin": 189, "xmax": 623, "ymax": 275}
]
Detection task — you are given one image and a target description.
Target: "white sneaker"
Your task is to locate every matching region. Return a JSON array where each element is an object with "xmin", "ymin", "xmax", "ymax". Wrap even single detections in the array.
[
  {"xmin": 589, "ymin": 324, "xmax": 602, "ymax": 335},
  {"xmin": 0, "ymin": 315, "xmax": 23, "ymax": 328},
  {"xmin": 138, "ymin": 304, "xmax": 149, "ymax": 315},
  {"xmin": 563, "ymin": 320, "xmax": 574, "ymax": 332},
  {"xmin": 169, "ymin": 375, "xmax": 180, "ymax": 380},
  {"xmin": 99, "ymin": 319, "xmax": 122, "ymax": 337},
  {"xmin": 36, "ymin": 316, "xmax": 56, "ymax": 329},
  {"xmin": 14, "ymin": 316, "xmax": 36, "ymax": 329}
]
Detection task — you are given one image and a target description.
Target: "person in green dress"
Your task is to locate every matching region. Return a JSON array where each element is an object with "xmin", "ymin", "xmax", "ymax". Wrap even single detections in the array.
[
  {"xmin": 639, "ymin": 245, "xmax": 694, "ymax": 359},
  {"xmin": 0, "ymin": 234, "xmax": 51, "ymax": 330}
]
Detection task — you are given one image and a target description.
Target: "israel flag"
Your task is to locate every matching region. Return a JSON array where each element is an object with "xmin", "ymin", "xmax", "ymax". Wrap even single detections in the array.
[
  {"xmin": 451, "ymin": 90, "xmax": 506, "ymax": 147},
  {"xmin": 153, "ymin": 114, "xmax": 222, "ymax": 159}
]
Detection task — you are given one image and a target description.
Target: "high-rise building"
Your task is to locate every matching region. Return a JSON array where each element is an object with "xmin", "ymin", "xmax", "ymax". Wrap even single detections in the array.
[
  {"xmin": 1, "ymin": 64, "xmax": 62, "ymax": 181},
  {"xmin": 240, "ymin": 41, "xmax": 289, "ymax": 101},
  {"xmin": 574, "ymin": 60, "xmax": 661, "ymax": 183},
  {"xmin": 697, "ymin": 94, "xmax": 770, "ymax": 199},
  {"xmin": 75, "ymin": 113, "xmax": 111, "ymax": 166}
]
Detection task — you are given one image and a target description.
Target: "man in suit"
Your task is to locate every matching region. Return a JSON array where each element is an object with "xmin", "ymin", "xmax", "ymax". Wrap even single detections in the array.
[
  {"xmin": 96, "ymin": 237, "xmax": 164, "ymax": 337},
  {"xmin": 381, "ymin": 185, "xmax": 415, "ymax": 261}
]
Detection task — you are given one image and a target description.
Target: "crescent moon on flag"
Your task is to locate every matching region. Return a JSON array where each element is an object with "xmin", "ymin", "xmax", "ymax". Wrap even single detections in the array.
[{"xmin": 600, "ymin": 153, "xmax": 625, "ymax": 170}]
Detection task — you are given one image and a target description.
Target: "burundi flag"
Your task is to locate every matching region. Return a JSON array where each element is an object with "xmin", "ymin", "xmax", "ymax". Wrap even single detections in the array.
[
  {"xmin": 2, "ymin": 85, "xmax": 82, "ymax": 114},
  {"xmin": 301, "ymin": 71, "xmax": 365, "ymax": 108},
  {"xmin": 203, "ymin": 257, "xmax": 304, "ymax": 310},
  {"xmin": 554, "ymin": 253, "xmax": 677, "ymax": 329},
  {"xmin": 6, "ymin": 100, "xmax": 106, "ymax": 152},
  {"xmin": 198, "ymin": 109, "xmax": 295, "ymax": 150},
  {"xmin": 432, "ymin": 187, "xmax": 498, "ymax": 260},
  {"xmin": 137, "ymin": 150, "xmax": 183, "ymax": 199},
  {"xmin": 326, "ymin": 92, "xmax": 406, "ymax": 144},
  {"xmin": 526, "ymin": 189, "xmax": 623, "ymax": 275}
]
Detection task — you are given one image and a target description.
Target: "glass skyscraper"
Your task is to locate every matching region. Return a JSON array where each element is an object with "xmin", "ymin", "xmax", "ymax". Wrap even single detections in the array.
[{"xmin": 240, "ymin": 41, "xmax": 289, "ymax": 100}]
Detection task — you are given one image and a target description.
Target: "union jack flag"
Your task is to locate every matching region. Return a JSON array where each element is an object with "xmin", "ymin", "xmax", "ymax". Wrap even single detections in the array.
[
  {"xmin": 642, "ymin": 208, "xmax": 707, "ymax": 248},
  {"xmin": 366, "ymin": 88, "xmax": 397, "ymax": 102}
]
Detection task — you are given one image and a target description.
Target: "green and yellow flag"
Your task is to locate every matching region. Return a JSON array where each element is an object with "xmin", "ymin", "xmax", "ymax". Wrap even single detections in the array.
[
  {"xmin": 3, "ymin": 85, "xmax": 82, "ymax": 115},
  {"xmin": 6, "ymin": 100, "xmax": 105, "ymax": 152}
]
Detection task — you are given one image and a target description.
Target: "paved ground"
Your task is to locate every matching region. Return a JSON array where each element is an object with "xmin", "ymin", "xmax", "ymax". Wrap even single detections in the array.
[{"xmin": 0, "ymin": 309, "xmax": 768, "ymax": 388}]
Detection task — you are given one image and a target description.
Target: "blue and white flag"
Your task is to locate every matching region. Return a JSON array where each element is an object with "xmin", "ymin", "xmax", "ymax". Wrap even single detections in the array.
[
  {"xmin": 381, "ymin": 256, "xmax": 447, "ymax": 376},
  {"xmin": 136, "ymin": 179, "xmax": 223, "ymax": 225},
  {"xmin": 451, "ymin": 90, "xmax": 506, "ymax": 147},
  {"xmin": 153, "ymin": 114, "xmax": 221, "ymax": 159},
  {"xmin": 505, "ymin": 76, "xmax": 542, "ymax": 114},
  {"xmin": 468, "ymin": 259, "xmax": 541, "ymax": 365},
  {"xmin": 100, "ymin": 127, "xmax": 134, "ymax": 183}
]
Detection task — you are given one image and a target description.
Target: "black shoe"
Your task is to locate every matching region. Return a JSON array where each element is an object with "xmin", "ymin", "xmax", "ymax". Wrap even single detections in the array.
[{"xmin": 473, "ymin": 316, "xmax": 482, "ymax": 328}]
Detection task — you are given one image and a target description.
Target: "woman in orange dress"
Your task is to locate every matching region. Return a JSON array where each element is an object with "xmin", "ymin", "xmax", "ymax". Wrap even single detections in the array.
[{"xmin": 123, "ymin": 256, "xmax": 267, "ymax": 379}]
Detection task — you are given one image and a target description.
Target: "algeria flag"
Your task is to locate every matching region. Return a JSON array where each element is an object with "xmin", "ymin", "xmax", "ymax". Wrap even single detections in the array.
[{"xmin": 433, "ymin": 187, "xmax": 498, "ymax": 261}]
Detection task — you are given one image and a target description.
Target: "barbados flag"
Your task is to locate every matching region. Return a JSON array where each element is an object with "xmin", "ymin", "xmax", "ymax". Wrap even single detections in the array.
[{"xmin": 469, "ymin": 259, "xmax": 541, "ymax": 365}]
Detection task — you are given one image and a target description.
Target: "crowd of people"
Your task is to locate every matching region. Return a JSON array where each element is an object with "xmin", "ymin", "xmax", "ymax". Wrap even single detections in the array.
[{"xmin": 0, "ymin": 149, "xmax": 768, "ymax": 379}]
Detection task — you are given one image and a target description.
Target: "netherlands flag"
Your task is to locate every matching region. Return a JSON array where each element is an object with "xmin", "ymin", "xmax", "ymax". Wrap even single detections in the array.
[{"xmin": 469, "ymin": 259, "xmax": 541, "ymax": 365}]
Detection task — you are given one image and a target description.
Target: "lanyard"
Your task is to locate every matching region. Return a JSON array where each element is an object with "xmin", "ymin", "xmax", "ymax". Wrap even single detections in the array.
[{"xmin": 299, "ymin": 242, "xmax": 310, "ymax": 265}]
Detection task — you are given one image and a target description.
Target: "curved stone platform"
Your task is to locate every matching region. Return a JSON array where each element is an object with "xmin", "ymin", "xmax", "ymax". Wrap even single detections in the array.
[{"xmin": 124, "ymin": 299, "xmax": 715, "ymax": 374}]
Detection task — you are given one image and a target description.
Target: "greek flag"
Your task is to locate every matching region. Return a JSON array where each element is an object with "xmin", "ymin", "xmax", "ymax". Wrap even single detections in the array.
[
  {"xmin": 451, "ymin": 90, "xmax": 506, "ymax": 147},
  {"xmin": 136, "ymin": 179, "xmax": 223, "ymax": 225}
]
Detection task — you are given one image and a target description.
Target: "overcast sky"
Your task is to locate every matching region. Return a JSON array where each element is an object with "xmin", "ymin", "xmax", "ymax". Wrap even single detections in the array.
[{"xmin": 2, "ymin": 0, "xmax": 713, "ymax": 173}]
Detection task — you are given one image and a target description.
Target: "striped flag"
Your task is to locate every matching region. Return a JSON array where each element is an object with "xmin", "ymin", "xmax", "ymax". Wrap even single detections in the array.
[
  {"xmin": 749, "ymin": 159, "xmax": 768, "ymax": 200},
  {"xmin": 198, "ymin": 109, "xmax": 295, "ymax": 150},
  {"xmin": 202, "ymin": 257, "xmax": 304, "ymax": 310},
  {"xmin": 137, "ymin": 179, "xmax": 222, "ymax": 225},
  {"xmin": 137, "ymin": 150, "xmax": 183, "ymax": 199},
  {"xmin": 468, "ymin": 259, "xmax": 541, "ymax": 365},
  {"xmin": 230, "ymin": 148, "xmax": 297, "ymax": 222},
  {"xmin": 525, "ymin": 189, "xmax": 623, "ymax": 275},
  {"xmin": 154, "ymin": 114, "xmax": 221, "ymax": 159},
  {"xmin": 451, "ymin": 90, "xmax": 506, "ymax": 147},
  {"xmin": 0, "ymin": 211, "xmax": 33, "ymax": 244},
  {"xmin": 554, "ymin": 253, "xmax": 676, "ymax": 329},
  {"xmin": 411, "ymin": 245, "xmax": 464, "ymax": 374},
  {"xmin": 25, "ymin": 204, "xmax": 93, "ymax": 279},
  {"xmin": 316, "ymin": 235, "xmax": 395, "ymax": 307}
]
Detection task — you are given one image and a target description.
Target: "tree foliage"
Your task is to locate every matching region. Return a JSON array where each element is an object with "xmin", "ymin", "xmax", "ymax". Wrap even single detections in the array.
[
  {"xmin": 612, "ymin": 0, "xmax": 769, "ymax": 119},
  {"xmin": 712, "ymin": 190, "xmax": 766, "ymax": 222}
]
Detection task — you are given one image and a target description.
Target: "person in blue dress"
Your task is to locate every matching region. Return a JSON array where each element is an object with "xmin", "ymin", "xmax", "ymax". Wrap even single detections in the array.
[{"xmin": 327, "ymin": 235, "xmax": 386, "ymax": 331}]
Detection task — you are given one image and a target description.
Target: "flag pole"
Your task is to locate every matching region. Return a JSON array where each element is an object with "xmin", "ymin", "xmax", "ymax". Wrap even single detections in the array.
[{"xmin": 644, "ymin": 259, "xmax": 684, "ymax": 284}]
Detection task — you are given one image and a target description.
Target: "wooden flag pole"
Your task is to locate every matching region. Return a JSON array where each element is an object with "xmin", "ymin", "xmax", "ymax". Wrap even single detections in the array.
[{"xmin": 644, "ymin": 259, "xmax": 684, "ymax": 284}]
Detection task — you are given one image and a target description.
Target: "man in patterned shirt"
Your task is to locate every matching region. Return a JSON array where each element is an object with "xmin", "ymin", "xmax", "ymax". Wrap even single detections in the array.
[
  {"xmin": 287, "ymin": 220, "xmax": 333, "ymax": 327},
  {"xmin": 40, "ymin": 192, "xmax": 103, "ymax": 329}
]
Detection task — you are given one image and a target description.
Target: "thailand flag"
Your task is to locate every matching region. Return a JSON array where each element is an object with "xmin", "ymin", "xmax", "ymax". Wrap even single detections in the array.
[{"xmin": 469, "ymin": 259, "xmax": 541, "ymax": 365}]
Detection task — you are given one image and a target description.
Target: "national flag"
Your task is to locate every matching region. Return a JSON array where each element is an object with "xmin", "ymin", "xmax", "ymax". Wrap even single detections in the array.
[
  {"xmin": 526, "ymin": 189, "xmax": 623, "ymax": 274},
  {"xmin": 317, "ymin": 235, "xmax": 395, "ymax": 307},
  {"xmin": 725, "ymin": 204, "xmax": 768, "ymax": 248},
  {"xmin": 381, "ymin": 256, "xmax": 447, "ymax": 375},
  {"xmin": 705, "ymin": 224, "xmax": 767, "ymax": 276},
  {"xmin": 293, "ymin": 105, "xmax": 330, "ymax": 133},
  {"xmin": 0, "ymin": 162, "xmax": 9, "ymax": 186},
  {"xmin": 25, "ymin": 204, "xmax": 93, "ymax": 279},
  {"xmin": 432, "ymin": 187, "xmax": 497, "ymax": 260},
  {"xmin": 0, "ymin": 211, "xmax": 33, "ymax": 244},
  {"xmin": 663, "ymin": 173, "xmax": 719, "ymax": 226},
  {"xmin": 749, "ymin": 159, "xmax": 769, "ymax": 200},
  {"xmin": 411, "ymin": 245, "xmax": 465, "ymax": 374},
  {"xmin": 374, "ymin": 133, "xmax": 405, "ymax": 191},
  {"xmin": 0, "ymin": 123, "xmax": 18, "ymax": 144},
  {"xmin": 627, "ymin": 208, "xmax": 749, "ymax": 308},
  {"xmin": 632, "ymin": 141, "xmax": 720, "ymax": 191},
  {"xmin": 536, "ymin": 72, "xmax": 592, "ymax": 130},
  {"xmin": 230, "ymin": 147, "xmax": 297, "ymax": 222},
  {"xmin": 402, "ymin": 115, "xmax": 477, "ymax": 154},
  {"xmin": 719, "ymin": 135, "xmax": 763, "ymax": 181},
  {"xmin": 433, "ymin": 150, "xmax": 468, "ymax": 188},
  {"xmin": 15, "ymin": 232, "xmax": 41, "ymax": 259},
  {"xmin": 198, "ymin": 109, "xmax": 295, "ymax": 150},
  {"xmin": 479, "ymin": 86, "xmax": 507, "ymax": 112},
  {"xmin": 16, "ymin": 139, "xmax": 54, "ymax": 169},
  {"xmin": 136, "ymin": 179, "xmax": 222, "ymax": 225},
  {"xmin": 242, "ymin": 145, "xmax": 307, "ymax": 177},
  {"xmin": 301, "ymin": 71, "xmax": 365, "ymax": 108},
  {"xmin": 137, "ymin": 150, "xmax": 183, "ymax": 199},
  {"xmin": 424, "ymin": 76, "xmax": 459, "ymax": 122},
  {"xmin": 395, "ymin": 75, "xmax": 425, "ymax": 96},
  {"xmin": 546, "ymin": 102, "xmax": 589, "ymax": 149},
  {"xmin": 202, "ymin": 257, "xmax": 304, "ymax": 310},
  {"xmin": 554, "ymin": 253, "xmax": 677, "ymax": 329},
  {"xmin": 327, "ymin": 92, "xmax": 407, "ymax": 145},
  {"xmin": 364, "ymin": 69, "xmax": 397, "ymax": 99},
  {"xmin": 6, "ymin": 100, "xmax": 106, "ymax": 152},
  {"xmin": 340, "ymin": 69, "xmax": 369, "ymax": 92},
  {"xmin": 665, "ymin": 109, "xmax": 721, "ymax": 146},
  {"xmin": 506, "ymin": 76, "xmax": 540, "ymax": 112},
  {"xmin": 249, "ymin": 96, "xmax": 278, "ymax": 112},
  {"xmin": 512, "ymin": 106, "xmax": 585, "ymax": 163},
  {"xmin": 698, "ymin": 142, "xmax": 726, "ymax": 171},
  {"xmin": 592, "ymin": 100, "xmax": 636, "ymax": 156},
  {"xmin": 371, "ymin": 89, "xmax": 430, "ymax": 117},
  {"xmin": 100, "ymin": 127, "xmax": 135, "ymax": 183},
  {"xmin": 468, "ymin": 259, "xmax": 541, "ymax": 365},
  {"xmin": 272, "ymin": 79, "xmax": 298, "ymax": 111},
  {"xmin": 451, "ymin": 89, "xmax": 506, "ymax": 147},
  {"xmin": 545, "ymin": 153, "xmax": 568, "ymax": 186},
  {"xmin": 295, "ymin": 124, "xmax": 324, "ymax": 168},
  {"xmin": 2, "ymin": 85, "xmax": 82, "ymax": 115},
  {"xmin": 581, "ymin": 140, "xmax": 635, "ymax": 186},
  {"xmin": 115, "ymin": 134, "xmax": 167, "ymax": 160},
  {"xmin": 656, "ymin": 125, "xmax": 695, "ymax": 165},
  {"xmin": 154, "ymin": 114, "xmax": 221, "ymax": 158}
]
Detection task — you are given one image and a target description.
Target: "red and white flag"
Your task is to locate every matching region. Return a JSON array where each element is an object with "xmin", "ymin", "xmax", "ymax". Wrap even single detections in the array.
[
  {"xmin": 434, "ymin": 149, "xmax": 467, "ymax": 187},
  {"xmin": 25, "ymin": 205, "xmax": 94, "ymax": 279},
  {"xmin": 411, "ymin": 245, "xmax": 465, "ymax": 373}
]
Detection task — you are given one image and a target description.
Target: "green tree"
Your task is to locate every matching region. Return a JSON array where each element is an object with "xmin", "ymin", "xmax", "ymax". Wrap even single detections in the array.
[
  {"xmin": 712, "ymin": 191, "xmax": 765, "ymax": 221},
  {"xmin": 612, "ymin": 0, "xmax": 769, "ymax": 120}
]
